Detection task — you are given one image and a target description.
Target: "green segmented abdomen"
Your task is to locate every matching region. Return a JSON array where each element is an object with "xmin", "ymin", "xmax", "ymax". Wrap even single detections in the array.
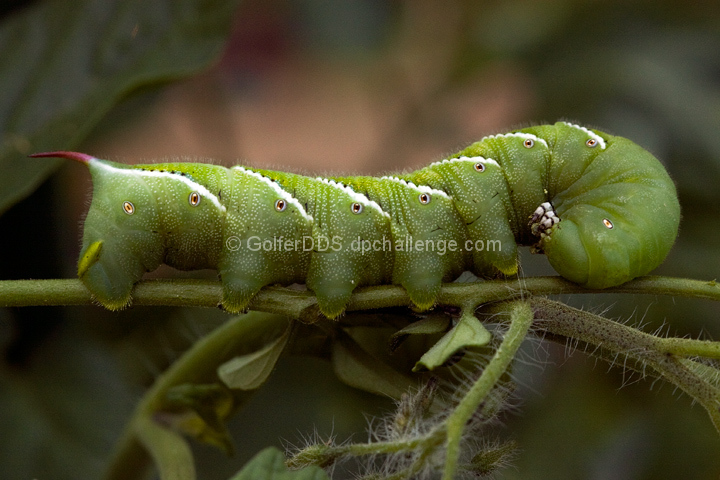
[
  {"xmin": 333, "ymin": 175, "xmax": 472, "ymax": 310},
  {"xmin": 32, "ymin": 120, "xmax": 680, "ymax": 317},
  {"xmin": 219, "ymin": 166, "xmax": 314, "ymax": 312}
]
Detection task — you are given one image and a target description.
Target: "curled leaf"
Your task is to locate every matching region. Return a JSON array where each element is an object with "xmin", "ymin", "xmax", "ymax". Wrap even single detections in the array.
[
  {"xmin": 389, "ymin": 313, "xmax": 451, "ymax": 352},
  {"xmin": 413, "ymin": 311, "xmax": 492, "ymax": 371},
  {"xmin": 332, "ymin": 330, "xmax": 414, "ymax": 399},
  {"xmin": 218, "ymin": 321, "xmax": 293, "ymax": 390}
]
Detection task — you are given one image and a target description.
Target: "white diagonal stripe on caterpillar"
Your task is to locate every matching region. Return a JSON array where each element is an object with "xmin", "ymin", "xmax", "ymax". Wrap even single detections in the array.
[
  {"xmin": 93, "ymin": 160, "xmax": 227, "ymax": 213},
  {"xmin": 428, "ymin": 156, "xmax": 500, "ymax": 168},
  {"xmin": 233, "ymin": 166, "xmax": 313, "ymax": 222},
  {"xmin": 378, "ymin": 176, "xmax": 450, "ymax": 199},
  {"xmin": 481, "ymin": 132, "xmax": 549, "ymax": 149},
  {"xmin": 315, "ymin": 177, "xmax": 390, "ymax": 218},
  {"xmin": 562, "ymin": 122, "xmax": 607, "ymax": 149}
]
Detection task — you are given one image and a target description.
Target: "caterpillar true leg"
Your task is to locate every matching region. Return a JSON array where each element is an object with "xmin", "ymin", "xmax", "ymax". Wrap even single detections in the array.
[{"xmin": 529, "ymin": 201, "xmax": 560, "ymax": 237}]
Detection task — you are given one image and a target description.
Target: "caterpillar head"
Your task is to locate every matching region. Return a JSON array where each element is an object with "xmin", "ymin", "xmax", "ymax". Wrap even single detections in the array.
[{"xmin": 539, "ymin": 186, "xmax": 680, "ymax": 289}]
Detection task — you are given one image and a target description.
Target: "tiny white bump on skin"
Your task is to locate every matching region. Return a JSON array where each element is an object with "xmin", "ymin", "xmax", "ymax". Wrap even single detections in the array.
[
  {"xmin": 315, "ymin": 177, "xmax": 390, "ymax": 219},
  {"xmin": 429, "ymin": 155, "xmax": 501, "ymax": 168},
  {"xmin": 233, "ymin": 167, "xmax": 313, "ymax": 222},
  {"xmin": 93, "ymin": 160, "xmax": 226, "ymax": 212},
  {"xmin": 481, "ymin": 132, "xmax": 549, "ymax": 149},
  {"xmin": 379, "ymin": 176, "xmax": 450, "ymax": 199},
  {"xmin": 562, "ymin": 122, "xmax": 607, "ymax": 149}
]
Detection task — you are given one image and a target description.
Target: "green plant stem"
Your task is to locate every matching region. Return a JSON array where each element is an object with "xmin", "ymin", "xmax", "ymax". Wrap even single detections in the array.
[
  {"xmin": 661, "ymin": 337, "xmax": 720, "ymax": 359},
  {"xmin": 287, "ymin": 430, "xmax": 445, "ymax": 470},
  {"xmin": 0, "ymin": 276, "xmax": 718, "ymax": 316},
  {"xmin": 338, "ymin": 435, "xmax": 434, "ymax": 456},
  {"xmin": 527, "ymin": 297, "xmax": 720, "ymax": 432},
  {"xmin": 442, "ymin": 300, "xmax": 533, "ymax": 480},
  {"xmin": 104, "ymin": 312, "xmax": 290, "ymax": 480},
  {"xmin": 7, "ymin": 276, "xmax": 718, "ymax": 478}
]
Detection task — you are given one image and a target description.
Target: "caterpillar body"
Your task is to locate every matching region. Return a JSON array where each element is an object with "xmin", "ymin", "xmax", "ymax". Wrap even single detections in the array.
[{"xmin": 32, "ymin": 121, "xmax": 680, "ymax": 318}]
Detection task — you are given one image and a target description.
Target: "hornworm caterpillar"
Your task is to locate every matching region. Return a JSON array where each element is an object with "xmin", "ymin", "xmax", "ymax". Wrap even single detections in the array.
[{"xmin": 32, "ymin": 121, "xmax": 680, "ymax": 318}]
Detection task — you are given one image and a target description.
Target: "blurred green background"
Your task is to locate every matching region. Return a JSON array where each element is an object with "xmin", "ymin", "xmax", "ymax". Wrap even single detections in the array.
[{"xmin": 1, "ymin": 0, "xmax": 719, "ymax": 479}]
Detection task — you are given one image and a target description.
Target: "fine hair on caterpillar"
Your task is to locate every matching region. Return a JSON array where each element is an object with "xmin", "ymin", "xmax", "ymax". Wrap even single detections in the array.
[{"xmin": 30, "ymin": 121, "xmax": 680, "ymax": 318}]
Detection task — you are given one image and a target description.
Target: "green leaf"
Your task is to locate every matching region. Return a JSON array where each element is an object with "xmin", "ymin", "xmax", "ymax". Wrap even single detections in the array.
[
  {"xmin": 413, "ymin": 312, "xmax": 492, "ymax": 371},
  {"xmin": 218, "ymin": 321, "xmax": 293, "ymax": 390},
  {"xmin": 230, "ymin": 447, "xmax": 329, "ymax": 480},
  {"xmin": 0, "ymin": 0, "xmax": 241, "ymax": 214},
  {"xmin": 332, "ymin": 329, "xmax": 414, "ymax": 399},
  {"xmin": 388, "ymin": 313, "xmax": 451, "ymax": 352},
  {"xmin": 164, "ymin": 383, "xmax": 236, "ymax": 455}
]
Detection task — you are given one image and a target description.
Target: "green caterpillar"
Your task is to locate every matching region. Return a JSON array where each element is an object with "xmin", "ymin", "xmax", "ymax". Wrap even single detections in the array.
[{"xmin": 32, "ymin": 121, "xmax": 680, "ymax": 318}]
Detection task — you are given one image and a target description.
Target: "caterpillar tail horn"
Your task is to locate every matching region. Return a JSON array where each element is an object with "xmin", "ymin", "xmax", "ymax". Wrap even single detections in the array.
[{"xmin": 28, "ymin": 151, "xmax": 96, "ymax": 164}]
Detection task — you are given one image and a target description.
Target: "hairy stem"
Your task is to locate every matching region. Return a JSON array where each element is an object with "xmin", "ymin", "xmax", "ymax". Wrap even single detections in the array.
[
  {"xmin": 287, "ymin": 428, "xmax": 446, "ymax": 470},
  {"xmin": 7, "ymin": 276, "xmax": 717, "ymax": 477},
  {"xmin": 527, "ymin": 297, "xmax": 720, "ymax": 432},
  {"xmin": 0, "ymin": 276, "xmax": 718, "ymax": 317},
  {"xmin": 661, "ymin": 337, "xmax": 720, "ymax": 359},
  {"xmin": 442, "ymin": 300, "xmax": 533, "ymax": 480}
]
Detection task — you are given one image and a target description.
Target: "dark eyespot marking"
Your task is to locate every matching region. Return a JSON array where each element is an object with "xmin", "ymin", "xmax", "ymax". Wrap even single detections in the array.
[
  {"xmin": 586, "ymin": 138, "xmax": 598, "ymax": 148},
  {"xmin": 418, "ymin": 193, "xmax": 431, "ymax": 204},
  {"xmin": 474, "ymin": 162, "xmax": 485, "ymax": 172},
  {"xmin": 523, "ymin": 138, "xmax": 535, "ymax": 148},
  {"xmin": 351, "ymin": 202, "xmax": 363, "ymax": 214},
  {"xmin": 275, "ymin": 199, "xmax": 287, "ymax": 212},
  {"xmin": 603, "ymin": 218, "xmax": 614, "ymax": 229},
  {"xmin": 123, "ymin": 201, "xmax": 135, "ymax": 215}
]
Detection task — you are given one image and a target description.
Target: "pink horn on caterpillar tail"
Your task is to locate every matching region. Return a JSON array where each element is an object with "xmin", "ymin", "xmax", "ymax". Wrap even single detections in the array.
[{"xmin": 28, "ymin": 151, "xmax": 96, "ymax": 164}]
